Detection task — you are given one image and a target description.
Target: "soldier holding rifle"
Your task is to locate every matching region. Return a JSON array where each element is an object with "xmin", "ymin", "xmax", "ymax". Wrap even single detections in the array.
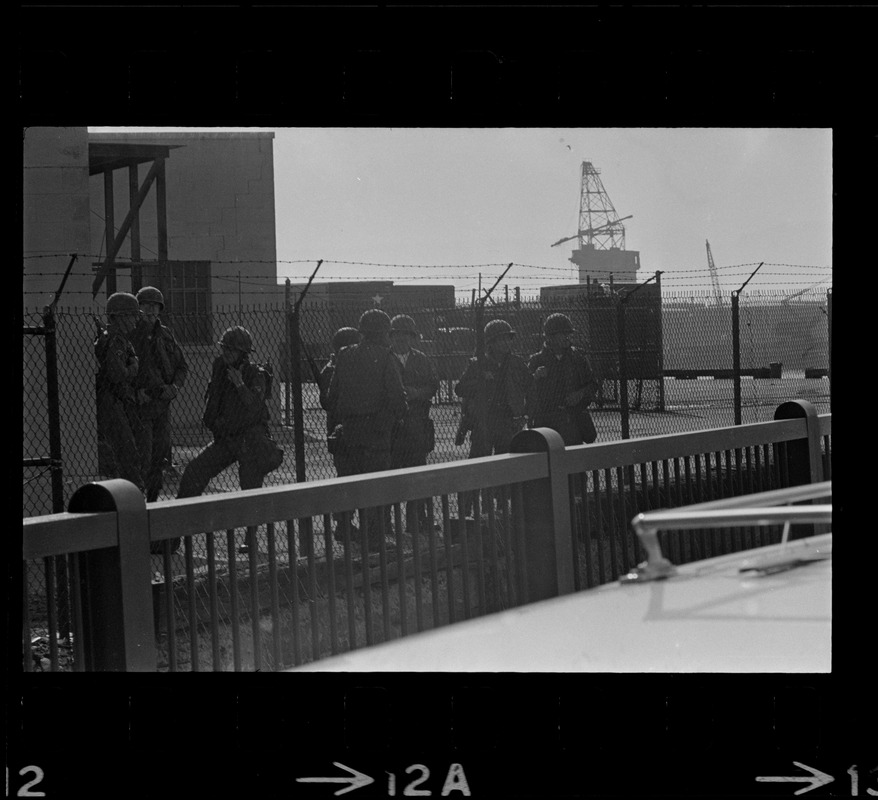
[
  {"xmin": 94, "ymin": 292, "xmax": 144, "ymax": 489},
  {"xmin": 527, "ymin": 312, "xmax": 598, "ymax": 446},
  {"xmin": 455, "ymin": 318, "xmax": 531, "ymax": 458},
  {"xmin": 129, "ymin": 286, "xmax": 188, "ymax": 504}
]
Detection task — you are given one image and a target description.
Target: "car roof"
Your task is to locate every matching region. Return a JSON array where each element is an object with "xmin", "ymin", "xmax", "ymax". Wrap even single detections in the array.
[{"xmin": 289, "ymin": 533, "xmax": 831, "ymax": 673}]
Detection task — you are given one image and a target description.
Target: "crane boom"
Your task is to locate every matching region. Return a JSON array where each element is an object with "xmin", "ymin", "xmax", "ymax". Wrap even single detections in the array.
[
  {"xmin": 706, "ymin": 240, "xmax": 725, "ymax": 307},
  {"xmin": 551, "ymin": 214, "xmax": 633, "ymax": 248}
]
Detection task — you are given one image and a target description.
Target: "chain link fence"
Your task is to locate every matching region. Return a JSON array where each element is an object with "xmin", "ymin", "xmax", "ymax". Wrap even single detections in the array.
[{"xmin": 23, "ymin": 286, "xmax": 831, "ymax": 517}]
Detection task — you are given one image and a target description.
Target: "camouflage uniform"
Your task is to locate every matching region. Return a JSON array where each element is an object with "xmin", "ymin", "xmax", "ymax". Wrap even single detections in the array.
[
  {"xmin": 455, "ymin": 351, "xmax": 531, "ymax": 458},
  {"xmin": 95, "ymin": 328, "xmax": 143, "ymax": 488},
  {"xmin": 390, "ymin": 348, "xmax": 440, "ymax": 469},
  {"xmin": 390, "ymin": 344, "xmax": 440, "ymax": 534},
  {"xmin": 327, "ymin": 341, "xmax": 407, "ymax": 477},
  {"xmin": 129, "ymin": 318, "xmax": 188, "ymax": 501},
  {"xmin": 526, "ymin": 346, "xmax": 598, "ymax": 445},
  {"xmin": 176, "ymin": 355, "xmax": 270, "ymax": 498}
]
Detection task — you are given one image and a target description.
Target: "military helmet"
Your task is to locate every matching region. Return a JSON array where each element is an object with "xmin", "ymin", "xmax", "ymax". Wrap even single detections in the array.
[
  {"xmin": 544, "ymin": 313, "xmax": 575, "ymax": 336},
  {"xmin": 484, "ymin": 319, "xmax": 515, "ymax": 343},
  {"xmin": 217, "ymin": 326, "xmax": 253, "ymax": 353},
  {"xmin": 332, "ymin": 326, "xmax": 361, "ymax": 352},
  {"xmin": 358, "ymin": 309, "xmax": 392, "ymax": 335},
  {"xmin": 136, "ymin": 285, "xmax": 165, "ymax": 309},
  {"xmin": 106, "ymin": 292, "xmax": 140, "ymax": 316},
  {"xmin": 390, "ymin": 314, "xmax": 419, "ymax": 336}
]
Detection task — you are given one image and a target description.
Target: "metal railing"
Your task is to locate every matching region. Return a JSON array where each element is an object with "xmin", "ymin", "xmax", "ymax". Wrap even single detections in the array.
[
  {"xmin": 22, "ymin": 400, "xmax": 830, "ymax": 672},
  {"xmin": 622, "ymin": 481, "xmax": 832, "ymax": 582}
]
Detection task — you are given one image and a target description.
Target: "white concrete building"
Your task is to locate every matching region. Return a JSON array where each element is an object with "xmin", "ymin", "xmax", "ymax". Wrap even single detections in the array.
[{"xmin": 23, "ymin": 127, "xmax": 280, "ymax": 514}]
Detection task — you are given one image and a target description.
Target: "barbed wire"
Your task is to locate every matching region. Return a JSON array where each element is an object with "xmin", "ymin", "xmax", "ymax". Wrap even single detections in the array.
[
  {"xmin": 22, "ymin": 252, "xmax": 831, "ymax": 298},
  {"xmin": 23, "ymin": 467, "xmax": 53, "ymax": 486},
  {"xmin": 22, "ymin": 269, "xmax": 833, "ymax": 284},
  {"xmin": 22, "ymin": 252, "xmax": 832, "ymax": 272}
]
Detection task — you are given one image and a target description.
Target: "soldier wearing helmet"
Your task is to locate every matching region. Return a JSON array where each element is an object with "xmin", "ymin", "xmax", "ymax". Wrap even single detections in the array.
[
  {"xmin": 527, "ymin": 313, "xmax": 599, "ymax": 445},
  {"xmin": 176, "ymin": 325, "xmax": 276, "ymax": 509},
  {"xmin": 454, "ymin": 317, "xmax": 531, "ymax": 458},
  {"xmin": 326, "ymin": 308, "xmax": 407, "ymax": 548},
  {"xmin": 127, "ymin": 286, "xmax": 188, "ymax": 516},
  {"xmin": 318, "ymin": 326, "xmax": 362, "ymax": 447},
  {"xmin": 94, "ymin": 292, "xmax": 144, "ymax": 489},
  {"xmin": 389, "ymin": 315, "xmax": 440, "ymax": 533}
]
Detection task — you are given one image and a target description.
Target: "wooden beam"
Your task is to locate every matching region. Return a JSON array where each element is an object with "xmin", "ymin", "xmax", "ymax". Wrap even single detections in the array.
[
  {"xmin": 92, "ymin": 158, "xmax": 162, "ymax": 298},
  {"xmin": 156, "ymin": 156, "xmax": 168, "ymax": 261},
  {"xmin": 128, "ymin": 164, "xmax": 141, "ymax": 291},
  {"xmin": 103, "ymin": 170, "xmax": 115, "ymax": 295}
]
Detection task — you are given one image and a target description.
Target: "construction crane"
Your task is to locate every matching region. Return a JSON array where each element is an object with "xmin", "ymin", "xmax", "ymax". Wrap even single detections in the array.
[
  {"xmin": 551, "ymin": 162, "xmax": 631, "ymax": 251},
  {"xmin": 705, "ymin": 239, "xmax": 725, "ymax": 307},
  {"xmin": 551, "ymin": 215, "xmax": 634, "ymax": 248}
]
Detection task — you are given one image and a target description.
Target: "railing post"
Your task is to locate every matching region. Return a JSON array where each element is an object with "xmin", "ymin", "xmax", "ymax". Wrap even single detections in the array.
[
  {"xmin": 773, "ymin": 400, "xmax": 824, "ymax": 486},
  {"xmin": 772, "ymin": 400, "xmax": 825, "ymax": 541},
  {"xmin": 68, "ymin": 479, "xmax": 156, "ymax": 671},
  {"xmin": 510, "ymin": 427, "xmax": 575, "ymax": 602},
  {"xmin": 826, "ymin": 289, "xmax": 832, "ymax": 406}
]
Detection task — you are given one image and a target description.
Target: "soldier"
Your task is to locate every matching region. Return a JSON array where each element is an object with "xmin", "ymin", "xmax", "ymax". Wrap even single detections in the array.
[
  {"xmin": 94, "ymin": 292, "xmax": 144, "ymax": 489},
  {"xmin": 176, "ymin": 326, "xmax": 276, "ymax": 502},
  {"xmin": 326, "ymin": 309, "xmax": 407, "ymax": 549},
  {"xmin": 318, "ymin": 326, "xmax": 363, "ymax": 536},
  {"xmin": 389, "ymin": 315, "xmax": 440, "ymax": 533},
  {"xmin": 318, "ymin": 326, "xmax": 361, "ymax": 473},
  {"xmin": 129, "ymin": 286, "xmax": 188, "ymax": 507},
  {"xmin": 455, "ymin": 319, "xmax": 532, "ymax": 458},
  {"xmin": 527, "ymin": 313, "xmax": 599, "ymax": 446}
]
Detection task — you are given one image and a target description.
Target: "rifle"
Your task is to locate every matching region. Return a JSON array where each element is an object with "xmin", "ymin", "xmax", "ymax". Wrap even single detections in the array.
[
  {"xmin": 93, "ymin": 315, "xmax": 109, "ymax": 357},
  {"xmin": 454, "ymin": 263, "xmax": 513, "ymax": 446},
  {"xmin": 301, "ymin": 340, "xmax": 323, "ymax": 385}
]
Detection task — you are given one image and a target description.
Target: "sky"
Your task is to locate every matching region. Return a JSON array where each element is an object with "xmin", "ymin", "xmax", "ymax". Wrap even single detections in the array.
[{"xmin": 91, "ymin": 127, "xmax": 833, "ymax": 299}]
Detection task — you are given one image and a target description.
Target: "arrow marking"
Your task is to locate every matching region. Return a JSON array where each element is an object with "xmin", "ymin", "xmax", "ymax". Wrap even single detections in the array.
[
  {"xmin": 297, "ymin": 762, "xmax": 375, "ymax": 796},
  {"xmin": 756, "ymin": 761, "xmax": 835, "ymax": 795}
]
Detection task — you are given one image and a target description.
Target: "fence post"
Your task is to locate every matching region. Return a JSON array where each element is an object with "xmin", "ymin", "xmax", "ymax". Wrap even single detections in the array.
[
  {"xmin": 656, "ymin": 271, "xmax": 665, "ymax": 412},
  {"xmin": 617, "ymin": 297, "xmax": 630, "ymax": 439},
  {"xmin": 732, "ymin": 291, "xmax": 742, "ymax": 425},
  {"xmin": 290, "ymin": 296, "xmax": 306, "ymax": 482},
  {"xmin": 773, "ymin": 400, "xmax": 824, "ymax": 486},
  {"xmin": 284, "ymin": 279, "xmax": 292, "ymax": 427},
  {"xmin": 68, "ymin": 479, "xmax": 156, "ymax": 671},
  {"xmin": 42, "ymin": 304, "xmax": 70, "ymax": 638},
  {"xmin": 510, "ymin": 427, "xmax": 575, "ymax": 602}
]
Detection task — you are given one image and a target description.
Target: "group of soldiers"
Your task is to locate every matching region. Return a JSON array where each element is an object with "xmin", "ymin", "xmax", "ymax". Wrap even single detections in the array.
[
  {"xmin": 95, "ymin": 288, "xmax": 188, "ymax": 509},
  {"xmin": 95, "ymin": 288, "xmax": 280, "ymax": 553},
  {"xmin": 96, "ymin": 292, "xmax": 598, "ymax": 554},
  {"xmin": 317, "ymin": 308, "xmax": 598, "ymax": 549}
]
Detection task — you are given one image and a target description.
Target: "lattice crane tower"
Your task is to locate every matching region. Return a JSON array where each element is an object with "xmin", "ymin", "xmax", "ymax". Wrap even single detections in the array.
[
  {"xmin": 578, "ymin": 161, "xmax": 627, "ymax": 250},
  {"xmin": 552, "ymin": 161, "xmax": 641, "ymax": 285}
]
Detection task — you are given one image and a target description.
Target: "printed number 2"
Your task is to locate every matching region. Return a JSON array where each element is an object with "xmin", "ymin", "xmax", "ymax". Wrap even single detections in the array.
[
  {"xmin": 6, "ymin": 767, "xmax": 46, "ymax": 798},
  {"xmin": 404, "ymin": 765, "xmax": 430, "ymax": 796}
]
